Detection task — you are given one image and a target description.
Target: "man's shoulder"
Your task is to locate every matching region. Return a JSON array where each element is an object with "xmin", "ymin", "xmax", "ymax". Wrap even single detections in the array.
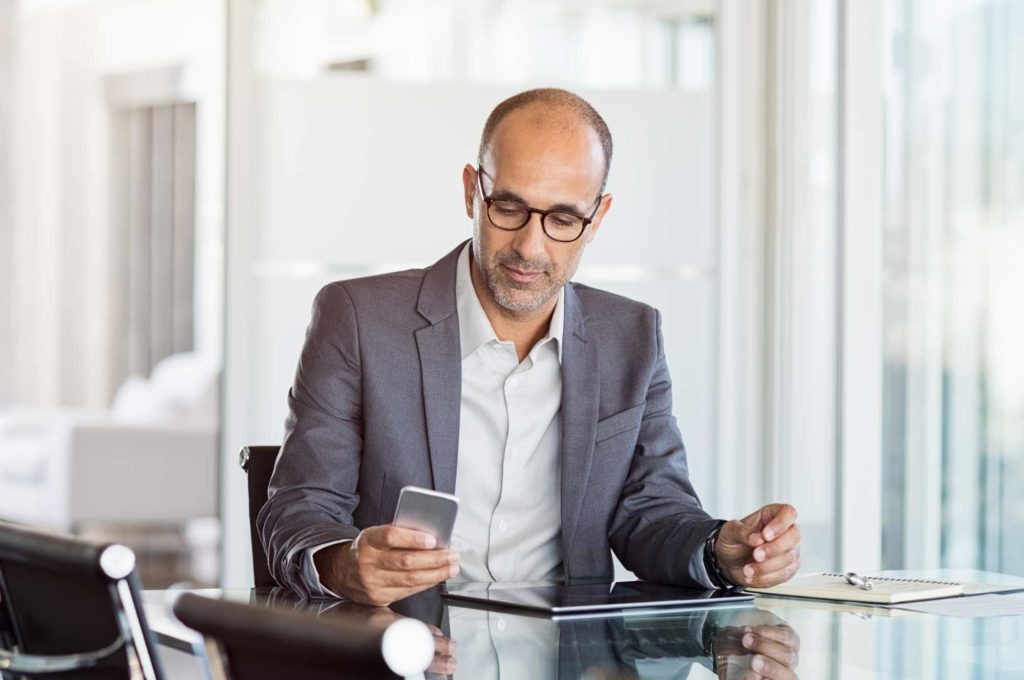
[
  {"xmin": 314, "ymin": 242, "xmax": 462, "ymax": 312},
  {"xmin": 320, "ymin": 267, "xmax": 427, "ymax": 301},
  {"xmin": 305, "ymin": 268, "xmax": 428, "ymax": 329},
  {"xmin": 569, "ymin": 281, "xmax": 658, "ymax": 324}
]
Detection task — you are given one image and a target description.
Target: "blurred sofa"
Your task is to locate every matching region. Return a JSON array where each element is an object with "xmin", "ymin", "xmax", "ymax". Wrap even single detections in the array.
[{"xmin": 0, "ymin": 353, "xmax": 219, "ymax": 532}]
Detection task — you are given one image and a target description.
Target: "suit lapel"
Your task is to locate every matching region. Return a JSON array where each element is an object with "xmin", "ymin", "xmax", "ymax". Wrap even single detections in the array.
[
  {"xmin": 414, "ymin": 244, "xmax": 603, "ymax": 547},
  {"xmin": 560, "ymin": 284, "xmax": 600, "ymax": 568},
  {"xmin": 415, "ymin": 242, "xmax": 467, "ymax": 494}
]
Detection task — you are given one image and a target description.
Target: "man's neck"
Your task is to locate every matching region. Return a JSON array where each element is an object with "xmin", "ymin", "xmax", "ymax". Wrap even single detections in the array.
[{"xmin": 469, "ymin": 258, "xmax": 556, "ymax": 363}]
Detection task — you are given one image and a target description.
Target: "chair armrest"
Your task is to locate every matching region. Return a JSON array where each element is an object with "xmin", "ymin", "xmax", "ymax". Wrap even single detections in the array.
[{"xmin": 0, "ymin": 635, "xmax": 126, "ymax": 673}]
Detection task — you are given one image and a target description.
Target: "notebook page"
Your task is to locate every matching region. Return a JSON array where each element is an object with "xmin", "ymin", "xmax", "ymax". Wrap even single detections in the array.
[{"xmin": 749, "ymin": 573, "xmax": 964, "ymax": 604}]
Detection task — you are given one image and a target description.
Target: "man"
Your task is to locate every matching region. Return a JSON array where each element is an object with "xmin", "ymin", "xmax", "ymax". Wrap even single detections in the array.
[{"xmin": 259, "ymin": 88, "xmax": 801, "ymax": 609}]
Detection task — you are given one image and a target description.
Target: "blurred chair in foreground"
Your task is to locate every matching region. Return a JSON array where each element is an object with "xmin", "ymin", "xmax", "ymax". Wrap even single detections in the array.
[
  {"xmin": 173, "ymin": 592, "xmax": 434, "ymax": 680},
  {"xmin": 0, "ymin": 521, "xmax": 165, "ymax": 678}
]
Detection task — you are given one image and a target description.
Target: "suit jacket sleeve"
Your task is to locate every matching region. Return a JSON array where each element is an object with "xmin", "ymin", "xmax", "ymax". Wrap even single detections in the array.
[
  {"xmin": 257, "ymin": 283, "xmax": 364, "ymax": 597},
  {"xmin": 608, "ymin": 309, "xmax": 723, "ymax": 588}
]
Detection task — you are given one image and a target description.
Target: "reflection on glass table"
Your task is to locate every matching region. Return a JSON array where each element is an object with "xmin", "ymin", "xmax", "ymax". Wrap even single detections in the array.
[
  {"xmin": 144, "ymin": 571, "xmax": 1024, "ymax": 679},
  {"xmin": 444, "ymin": 601, "xmax": 796, "ymax": 680}
]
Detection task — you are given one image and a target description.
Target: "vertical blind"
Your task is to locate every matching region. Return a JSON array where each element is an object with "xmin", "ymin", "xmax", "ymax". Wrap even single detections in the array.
[{"xmin": 113, "ymin": 102, "xmax": 196, "ymax": 384}]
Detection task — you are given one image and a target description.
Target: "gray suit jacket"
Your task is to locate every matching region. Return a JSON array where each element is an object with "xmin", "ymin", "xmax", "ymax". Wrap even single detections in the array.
[{"xmin": 258, "ymin": 241, "xmax": 720, "ymax": 597}]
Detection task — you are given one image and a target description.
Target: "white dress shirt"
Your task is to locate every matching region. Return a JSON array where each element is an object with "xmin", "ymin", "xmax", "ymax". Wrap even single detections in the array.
[
  {"xmin": 449, "ymin": 243, "xmax": 564, "ymax": 582},
  {"xmin": 447, "ymin": 603, "xmax": 558, "ymax": 679}
]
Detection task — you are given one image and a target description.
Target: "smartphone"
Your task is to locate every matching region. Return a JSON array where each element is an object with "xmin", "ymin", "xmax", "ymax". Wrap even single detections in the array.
[{"xmin": 392, "ymin": 486, "xmax": 460, "ymax": 549}]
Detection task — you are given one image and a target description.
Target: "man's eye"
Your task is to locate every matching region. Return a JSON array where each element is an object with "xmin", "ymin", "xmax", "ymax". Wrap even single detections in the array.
[
  {"xmin": 494, "ymin": 204, "xmax": 525, "ymax": 216},
  {"xmin": 548, "ymin": 213, "xmax": 581, "ymax": 228}
]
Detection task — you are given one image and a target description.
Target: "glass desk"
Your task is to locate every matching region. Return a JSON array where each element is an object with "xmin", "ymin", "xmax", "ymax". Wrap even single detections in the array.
[{"xmin": 143, "ymin": 570, "xmax": 1024, "ymax": 679}]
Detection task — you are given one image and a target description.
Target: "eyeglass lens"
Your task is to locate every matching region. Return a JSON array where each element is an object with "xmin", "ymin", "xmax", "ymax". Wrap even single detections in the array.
[{"xmin": 486, "ymin": 200, "xmax": 585, "ymax": 242}]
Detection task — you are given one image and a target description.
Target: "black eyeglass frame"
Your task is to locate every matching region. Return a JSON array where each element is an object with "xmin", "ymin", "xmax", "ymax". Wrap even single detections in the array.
[{"xmin": 475, "ymin": 166, "xmax": 603, "ymax": 243}]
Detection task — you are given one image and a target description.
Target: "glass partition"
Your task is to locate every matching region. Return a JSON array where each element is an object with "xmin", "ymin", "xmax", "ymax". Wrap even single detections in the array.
[{"xmin": 882, "ymin": 0, "xmax": 1024, "ymax": 573}]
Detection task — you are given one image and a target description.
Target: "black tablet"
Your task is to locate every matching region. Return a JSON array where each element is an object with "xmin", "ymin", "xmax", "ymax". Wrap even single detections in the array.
[{"xmin": 442, "ymin": 580, "xmax": 753, "ymax": 615}]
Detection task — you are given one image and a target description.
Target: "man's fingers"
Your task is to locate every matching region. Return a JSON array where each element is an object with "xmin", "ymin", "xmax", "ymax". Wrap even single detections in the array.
[
  {"xmin": 382, "ymin": 563, "xmax": 457, "ymax": 588},
  {"xmin": 364, "ymin": 573, "xmax": 452, "ymax": 606},
  {"xmin": 749, "ymin": 653, "xmax": 798, "ymax": 680},
  {"xmin": 724, "ymin": 519, "xmax": 765, "ymax": 549},
  {"xmin": 363, "ymin": 525, "xmax": 438, "ymax": 550},
  {"xmin": 377, "ymin": 548, "xmax": 457, "ymax": 572},
  {"xmin": 430, "ymin": 652, "xmax": 457, "ymax": 676},
  {"xmin": 748, "ymin": 549, "xmax": 799, "ymax": 578},
  {"xmin": 747, "ymin": 624, "xmax": 799, "ymax": 647},
  {"xmin": 432, "ymin": 634, "xmax": 457, "ymax": 658},
  {"xmin": 744, "ymin": 553, "xmax": 801, "ymax": 587},
  {"xmin": 344, "ymin": 527, "xmax": 457, "ymax": 605},
  {"xmin": 717, "ymin": 657, "xmax": 763, "ymax": 680},
  {"xmin": 429, "ymin": 633, "xmax": 457, "ymax": 675},
  {"xmin": 753, "ymin": 525, "xmax": 801, "ymax": 562},
  {"xmin": 761, "ymin": 504, "xmax": 798, "ymax": 541},
  {"xmin": 742, "ymin": 632, "xmax": 798, "ymax": 668}
]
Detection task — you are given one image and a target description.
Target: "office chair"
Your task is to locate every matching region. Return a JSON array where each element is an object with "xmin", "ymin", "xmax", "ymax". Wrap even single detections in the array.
[
  {"xmin": 238, "ymin": 445, "xmax": 280, "ymax": 588},
  {"xmin": 0, "ymin": 521, "xmax": 165, "ymax": 678},
  {"xmin": 173, "ymin": 592, "xmax": 434, "ymax": 680}
]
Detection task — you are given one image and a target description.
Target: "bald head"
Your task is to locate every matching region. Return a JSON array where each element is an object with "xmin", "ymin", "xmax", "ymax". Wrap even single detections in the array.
[{"xmin": 477, "ymin": 88, "xmax": 614, "ymax": 192}]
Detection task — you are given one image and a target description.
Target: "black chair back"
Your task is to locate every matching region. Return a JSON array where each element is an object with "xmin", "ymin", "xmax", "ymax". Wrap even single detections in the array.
[
  {"xmin": 238, "ymin": 445, "xmax": 281, "ymax": 588},
  {"xmin": 173, "ymin": 592, "xmax": 434, "ymax": 680},
  {"xmin": 0, "ymin": 521, "xmax": 165, "ymax": 679}
]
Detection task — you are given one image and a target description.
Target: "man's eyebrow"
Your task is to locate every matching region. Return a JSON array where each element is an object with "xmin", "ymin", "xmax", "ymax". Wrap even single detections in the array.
[{"xmin": 489, "ymin": 189, "xmax": 586, "ymax": 216}]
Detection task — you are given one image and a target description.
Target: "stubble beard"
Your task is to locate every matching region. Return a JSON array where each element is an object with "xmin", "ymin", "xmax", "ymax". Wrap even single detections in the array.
[{"xmin": 482, "ymin": 252, "xmax": 562, "ymax": 315}]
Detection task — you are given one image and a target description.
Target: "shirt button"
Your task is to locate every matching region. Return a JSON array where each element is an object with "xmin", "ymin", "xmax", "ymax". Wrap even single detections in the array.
[
  {"xmin": 496, "ymin": 618, "xmax": 507, "ymax": 632},
  {"xmin": 507, "ymin": 377, "xmax": 518, "ymax": 390},
  {"xmin": 497, "ymin": 520, "xmax": 508, "ymax": 533},
  {"xmin": 509, "ymin": 447, "xmax": 520, "ymax": 459}
]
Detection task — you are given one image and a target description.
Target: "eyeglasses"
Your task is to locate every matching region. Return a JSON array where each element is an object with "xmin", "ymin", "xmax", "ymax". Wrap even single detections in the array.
[{"xmin": 476, "ymin": 167, "xmax": 601, "ymax": 243}]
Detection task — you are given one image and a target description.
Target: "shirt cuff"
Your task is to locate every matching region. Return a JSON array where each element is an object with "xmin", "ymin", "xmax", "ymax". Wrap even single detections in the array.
[
  {"xmin": 691, "ymin": 546, "xmax": 718, "ymax": 590},
  {"xmin": 690, "ymin": 520, "xmax": 727, "ymax": 590},
  {"xmin": 304, "ymin": 539, "xmax": 353, "ymax": 599}
]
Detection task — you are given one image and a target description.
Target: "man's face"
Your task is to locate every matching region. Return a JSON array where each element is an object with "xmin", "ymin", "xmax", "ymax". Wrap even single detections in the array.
[{"xmin": 462, "ymin": 107, "xmax": 613, "ymax": 319}]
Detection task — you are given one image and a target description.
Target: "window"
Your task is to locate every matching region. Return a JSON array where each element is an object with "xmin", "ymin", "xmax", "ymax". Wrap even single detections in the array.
[{"xmin": 882, "ymin": 0, "xmax": 1024, "ymax": 572}]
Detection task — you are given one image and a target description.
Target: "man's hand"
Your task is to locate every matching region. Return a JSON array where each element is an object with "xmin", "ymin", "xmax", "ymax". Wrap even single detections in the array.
[
  {"xmin": 325, "ymin": 602, "xmax": 457, "ymax": 676},
  {"xmin": 425, "ymin": 627, "xmax": 458, "ymax": 678},
  {"xmin": 712, "ymin": 610, "xmax": 800, "ymax": 680},
  {"xmin": 715, "ymin": 504, "xmax": 800, "ymax": 588},
  {"xmin": 314, "ymin": 525, "xmax": 460, "ymax": 606}
]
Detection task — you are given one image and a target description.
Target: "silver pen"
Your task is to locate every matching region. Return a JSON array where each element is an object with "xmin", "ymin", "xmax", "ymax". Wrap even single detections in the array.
[{"xmin": 844, "ymin": 572, "xmax": 874, "ymax": 591}]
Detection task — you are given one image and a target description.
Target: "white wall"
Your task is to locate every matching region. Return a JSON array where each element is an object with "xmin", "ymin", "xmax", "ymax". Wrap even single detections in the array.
[
  {"xmin": 222, "ymin": 75, "xmax": 716, "ymax": 586},
  {"xmin": 0, "ymin": 0, "xmax": 13, "ymax": 406}
]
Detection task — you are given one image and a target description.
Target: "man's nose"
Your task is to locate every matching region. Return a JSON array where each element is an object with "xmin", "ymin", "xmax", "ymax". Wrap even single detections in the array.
[{"xmin": 511, "ymin": 212, "xmax": 548, "ymax": 261}]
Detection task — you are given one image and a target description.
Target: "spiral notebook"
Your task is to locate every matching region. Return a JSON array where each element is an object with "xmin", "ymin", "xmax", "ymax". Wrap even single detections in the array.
[{"xmin": 748, "ymin": 573, "xmax": 964, "ymax": 605}]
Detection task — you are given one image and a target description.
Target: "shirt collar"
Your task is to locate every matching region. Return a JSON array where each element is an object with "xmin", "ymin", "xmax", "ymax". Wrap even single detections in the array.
[{"xmin": 455, "ymin": 243, "xmax": 564, "ymax": 363}]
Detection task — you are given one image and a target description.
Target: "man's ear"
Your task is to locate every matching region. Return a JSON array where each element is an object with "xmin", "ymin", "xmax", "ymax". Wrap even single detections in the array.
[
  {"xmin": 462, "ymin": 164, "xmax": 477, "ymax": 219},
  {"xmin": 585, "ymin": 193, "xmax": 613, "ymax": 242}
]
